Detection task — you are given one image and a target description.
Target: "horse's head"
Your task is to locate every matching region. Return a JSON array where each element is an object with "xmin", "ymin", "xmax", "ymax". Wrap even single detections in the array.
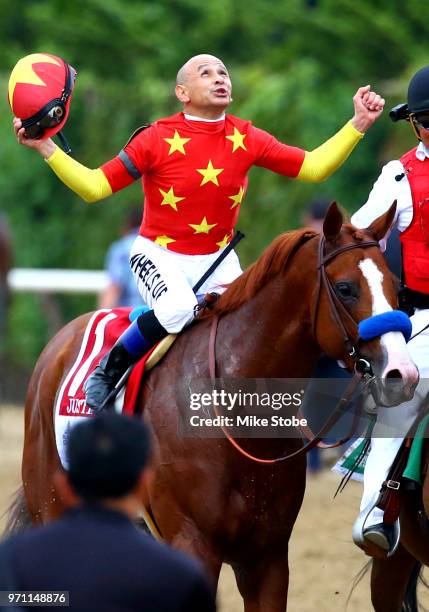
[{"xmin": 312, "ymin": 202, "xmax": 418, "ymax": 407}]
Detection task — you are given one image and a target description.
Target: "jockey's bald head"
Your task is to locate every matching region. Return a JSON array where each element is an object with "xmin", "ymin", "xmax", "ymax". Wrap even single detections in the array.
[
  {"xmin": 175, "ymin": 54, "xmax": 232, "ymax": 118},
  {"xmin": 176, "ymin": 54, "xmax": 226, "ymax": 85}
]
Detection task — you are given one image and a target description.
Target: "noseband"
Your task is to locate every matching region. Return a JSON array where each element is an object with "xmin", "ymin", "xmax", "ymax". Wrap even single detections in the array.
[{"xmin": 312, "ymin": 235, "xmax": 379, "ymax": 375}]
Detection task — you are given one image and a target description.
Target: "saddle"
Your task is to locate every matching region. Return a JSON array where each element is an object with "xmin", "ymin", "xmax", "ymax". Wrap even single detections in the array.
[
  {"xmin": 57, "ymin": 295, "xmax": 220, "ymax": 419},
  {"xmin": 55, "ymin": 308, "xmax": 150, "ymax": 419}
]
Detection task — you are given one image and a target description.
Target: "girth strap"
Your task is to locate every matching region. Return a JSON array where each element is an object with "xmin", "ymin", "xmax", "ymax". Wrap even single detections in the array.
[
  {"xmin": 376, "ymin": 410, "xmax": 429, "ymax": 525},
  {"xmin": 376, "ymin": 439, "xmax": 412, "ymax": 525}
]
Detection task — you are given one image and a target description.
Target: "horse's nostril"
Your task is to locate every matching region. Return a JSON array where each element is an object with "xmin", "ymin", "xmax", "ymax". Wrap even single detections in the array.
[{"xmin": 385, "ymin": 369, "xmax": 402, "ymax": 380}]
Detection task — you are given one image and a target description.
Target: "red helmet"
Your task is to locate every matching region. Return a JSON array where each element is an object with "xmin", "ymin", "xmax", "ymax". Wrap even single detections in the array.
[{"xmin": 8, "ymin": 53, "xmax": 76, "ymax": 140}]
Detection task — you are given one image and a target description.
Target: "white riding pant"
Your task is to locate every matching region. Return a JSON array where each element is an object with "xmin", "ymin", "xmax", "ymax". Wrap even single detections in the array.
[
  {"xmin": 129, "ymin": 236, "xmax": 243, "ymax": 333},
  {"xmin": 361, "ymin": 308, "xmax": 429, "ymax": 526}
]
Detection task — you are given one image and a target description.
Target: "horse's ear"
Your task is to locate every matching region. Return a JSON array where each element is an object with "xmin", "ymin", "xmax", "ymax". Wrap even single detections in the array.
[
  {"xmin": 323, "ymin": 201, "xmax": 343, "ymax": 242},
  {"xmin": 366, "ymin": 201, "xmax": 397, "ymax": 241}
]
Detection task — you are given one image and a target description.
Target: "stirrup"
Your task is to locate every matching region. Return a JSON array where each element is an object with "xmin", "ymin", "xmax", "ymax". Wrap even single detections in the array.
[{"xmin": 352, "ymin": 502, "xmax": 400, "ymax": 557}]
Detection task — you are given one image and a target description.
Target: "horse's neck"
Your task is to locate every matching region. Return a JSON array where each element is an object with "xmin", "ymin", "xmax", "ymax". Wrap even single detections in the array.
[{"xmin": 216, "ymin": 265, "xmax": 320, "ymax": 379}]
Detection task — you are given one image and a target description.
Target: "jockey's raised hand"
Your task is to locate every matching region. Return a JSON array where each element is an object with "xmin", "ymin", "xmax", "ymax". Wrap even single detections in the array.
[
  {"xmin": 13, "ymin": 117, "xmax": 56, "ymax": 158},
  {"xmin": 351, "ymin": 85, "xmax": 385, "ymax": 133}
]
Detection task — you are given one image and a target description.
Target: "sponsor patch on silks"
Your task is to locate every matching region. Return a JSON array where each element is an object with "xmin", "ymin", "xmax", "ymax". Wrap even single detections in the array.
[
  {"xmin": 331, "ymin": 438, "xmax": 369, "ymax": 483},
  {"xmin": 54, "ymin": 308, "xmax": 153, "ymax": 468}
]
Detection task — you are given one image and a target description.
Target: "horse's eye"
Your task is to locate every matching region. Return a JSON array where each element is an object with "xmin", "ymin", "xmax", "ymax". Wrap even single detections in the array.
[{"xmin": 335, "ymin": 281, "xmax": 357, "ymax": 302}]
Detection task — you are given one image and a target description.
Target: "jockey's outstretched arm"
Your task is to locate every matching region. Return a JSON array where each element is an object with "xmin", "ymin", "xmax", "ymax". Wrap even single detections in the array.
[
  {"xmin": 293, "ymin": 85, "xmax": 384, "ymax": 182},
  {"xmin": 17, "ymin": 119, "xmax": 363, "ymax": 200},
  {"xmin": 13, "ymin": 85, "xmax": 383, "ymax": 200},
  {"xmin": 13, "ymin": 117, "xmax": 118, "ymax": 203},
  {"xmin": 33, "ymin": 143, "xmax": 136, "ymax": 202},
  {"xmin": 45, "ymin": 147, "xmax": 112, "ymax": 202},
  {"xmin": 296, "ymin": 121, "xmax": 363, "ymax": 182},
  {"xmin": 21, "ymin": 122, "xmax": 363, "ymax": 199},
  {"xmin": 46, "ymin": 123, "xmax": 367, "ymax": 197}
]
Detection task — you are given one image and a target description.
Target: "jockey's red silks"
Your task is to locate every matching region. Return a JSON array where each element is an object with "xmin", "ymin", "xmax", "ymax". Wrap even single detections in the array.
[
  {"xmin": 400, "ymin": 147, "xmax": 429, "ymax": 294},
  {"xmin": 101, "ymin": 113, "xmax": 305, "ymax": 255},
  {"xmin": 8, "ymin": 53, "xmax": 76, "ymax": 139}
]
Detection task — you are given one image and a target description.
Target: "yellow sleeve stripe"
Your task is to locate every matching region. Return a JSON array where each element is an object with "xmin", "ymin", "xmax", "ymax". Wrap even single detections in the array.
[
  {"xmin": 297, "ymin": 121, "xmax": 364, "ymax": 183},
  {"xmin": 45, "ymin": 146, "xmax": 112, "ymax": 203}
]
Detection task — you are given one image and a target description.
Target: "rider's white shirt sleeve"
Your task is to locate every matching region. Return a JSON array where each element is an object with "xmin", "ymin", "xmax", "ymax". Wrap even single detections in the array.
[{"xmin": 351, "ymin": 160, "xmax": 414, "ymax": 251}]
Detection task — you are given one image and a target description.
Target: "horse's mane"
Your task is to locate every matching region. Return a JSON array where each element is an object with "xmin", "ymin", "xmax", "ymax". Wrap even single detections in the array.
[{"xmin": 206, "ymin": 228, "xmax": 317, "ymax": 316}]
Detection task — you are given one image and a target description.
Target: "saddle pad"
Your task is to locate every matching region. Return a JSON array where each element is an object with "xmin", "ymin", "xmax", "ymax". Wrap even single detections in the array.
[
  {"xmin": 402, "ymin": 413, "xmax": 429, "ymax": 484},
  {"xmin": 333, "ymin": 419, "xmax": 429, "ymax": 488},
  {"xmin": 54, "ymin": 308, "xmax": 154, "ymax": 468},
  {"xmin": 332, "ymin": 437, "xmax": 368, "ymax": 483}
]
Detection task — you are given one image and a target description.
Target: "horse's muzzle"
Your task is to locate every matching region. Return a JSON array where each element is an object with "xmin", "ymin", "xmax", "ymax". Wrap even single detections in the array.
[{"xmin": 370, "ymin": 368, "xmax": 419, "ymax": 407}]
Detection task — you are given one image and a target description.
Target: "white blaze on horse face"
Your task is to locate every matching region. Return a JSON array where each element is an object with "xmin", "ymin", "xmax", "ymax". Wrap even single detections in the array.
[
  {"xmin": 358, "ymin": 258, "xmax": 418, "ymax": 390},
  {"xmin": 359, "ymin": 259, "xmax": 391, "ymax": 315}
]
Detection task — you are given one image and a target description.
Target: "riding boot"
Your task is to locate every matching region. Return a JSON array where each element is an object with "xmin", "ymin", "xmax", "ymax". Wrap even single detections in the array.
[
  {"xmin": 84, "ymin": 310, "xmax": 167, "ymax": 413},
  {"xmin": 362, "ymin": 523, "xmax": 395, "ymax": 552}
]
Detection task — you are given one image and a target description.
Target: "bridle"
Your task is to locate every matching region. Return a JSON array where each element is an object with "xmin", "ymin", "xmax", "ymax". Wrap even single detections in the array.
[
  {"xmin": 207, "ymin": 234, "xmax": 382, "ymax": 464},
  {"xmin": 312, "ymin": 235, "xmax": 379, "ymax": 377}
]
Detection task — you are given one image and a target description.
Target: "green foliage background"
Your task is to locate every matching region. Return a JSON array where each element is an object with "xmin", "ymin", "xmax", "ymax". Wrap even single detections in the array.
[{"xmin": 0, "ymin": 0, "xmax": 426, "ymax": 367}]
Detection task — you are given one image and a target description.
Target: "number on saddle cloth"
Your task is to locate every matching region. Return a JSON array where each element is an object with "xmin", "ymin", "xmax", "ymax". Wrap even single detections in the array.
[{"xmin": 358, "ymin": 311, "xmax": 412, "ymax": 342}]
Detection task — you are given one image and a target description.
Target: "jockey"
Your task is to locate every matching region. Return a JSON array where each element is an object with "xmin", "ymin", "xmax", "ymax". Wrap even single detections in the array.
[
  {"xmin": 351, "ymin": 65, "xmax": 429, "ymax": 554},
  {"xmin": 13, "ymin": 53, "xmax": 384, "ymax": 412}
]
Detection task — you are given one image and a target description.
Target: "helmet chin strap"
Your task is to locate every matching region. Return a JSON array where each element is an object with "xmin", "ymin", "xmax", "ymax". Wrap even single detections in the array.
[
  {"xmin": 409, "ymin": 116, "xmax": 422, "ymax": 141},
  {"xmin": 57, "ymin": 131, "xmax": 72, "ymax": 155}
]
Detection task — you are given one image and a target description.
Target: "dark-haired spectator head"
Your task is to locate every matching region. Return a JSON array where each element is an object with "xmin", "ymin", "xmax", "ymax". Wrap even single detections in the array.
[
  {"xmin": 302, "ymin": 199, "xmax": 332, "ymax": 232},
  {"xmin": 67, "ymin": 413, "xmax": 151, "ymax": 501}
]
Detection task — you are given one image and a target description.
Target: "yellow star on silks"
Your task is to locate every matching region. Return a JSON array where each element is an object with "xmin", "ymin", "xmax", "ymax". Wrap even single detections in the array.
[
  {"xmin": 155, "ymin": 235, "xmax": 176, "ymax": 248},
  {"xmin": 196, "ymin": 160, "xmax": 224, "ymax": 186},
  {"xmin": 8, "ymin": 54, "xmax": 61, "ymax": 102},
  {"xmin": 163, "ymin": 130, "xmax": 191, "ymax": 155},
  {"xmin": 228, "ymin": 186, "xmax": 245, "ymax": 209},
  {"xmin": 159, "ymin": 186, "xmax": 185, "ymax": 211},
  {"xmin": 216, "ymin": 234, "xmax": 231, "ymax": 249},
  {"xmin": 189, "ymin": 217, "xmax": 218, "ymax": 235},
  {"xmin": 226, "ymin": 127, "xmax": 247, "ymax": 152}
]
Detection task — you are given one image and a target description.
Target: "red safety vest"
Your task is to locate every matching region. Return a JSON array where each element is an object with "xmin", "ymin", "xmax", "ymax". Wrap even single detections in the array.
[{"xmin": 399, "ymin": 147, "xmax": 429, "ymax": 293}]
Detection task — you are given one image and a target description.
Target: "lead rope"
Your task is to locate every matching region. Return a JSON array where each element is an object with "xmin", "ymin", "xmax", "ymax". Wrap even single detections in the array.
[{"xmin": 409, "ymin": 321, "xmax": 429, "ymax": 342}]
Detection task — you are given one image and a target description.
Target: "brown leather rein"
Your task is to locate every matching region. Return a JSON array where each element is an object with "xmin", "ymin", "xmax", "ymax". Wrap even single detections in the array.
[{"xmin": 208, "ymin": 235, "xmax": 380, "ymax": 464}]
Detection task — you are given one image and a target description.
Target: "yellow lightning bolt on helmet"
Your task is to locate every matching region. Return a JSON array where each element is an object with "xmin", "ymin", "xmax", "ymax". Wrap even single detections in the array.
[{"xmin": 8, "ymin": 53, "xmax": 77, "ymax": 147}]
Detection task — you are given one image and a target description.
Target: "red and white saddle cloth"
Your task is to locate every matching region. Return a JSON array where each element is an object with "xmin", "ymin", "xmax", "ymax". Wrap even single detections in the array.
[{"xmin": 54, "ymin": 308, "xmax": 154, "ymax": 468}]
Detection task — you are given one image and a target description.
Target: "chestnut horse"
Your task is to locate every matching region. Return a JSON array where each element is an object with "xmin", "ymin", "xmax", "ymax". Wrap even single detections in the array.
[
  {"xmin": 6, "ymin": 204, "xmax": 418, "ymax": 611},
  {"xmin": 0, "ymin": 216, "xmax": 12, "ymax": 345}
]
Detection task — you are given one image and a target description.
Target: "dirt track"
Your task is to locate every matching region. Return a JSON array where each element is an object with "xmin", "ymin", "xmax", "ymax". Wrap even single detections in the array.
[{"xmin": 1, "ymin": 404, "xmax": 428, "ymax": 611}]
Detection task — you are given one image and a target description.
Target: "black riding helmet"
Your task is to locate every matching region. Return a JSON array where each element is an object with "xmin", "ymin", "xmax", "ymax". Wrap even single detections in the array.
[
  {"xmin": 408, "ymin": 65, "xmax": 429, "ymax": 114},
  {"xmin": 389, "ymin": 66, "xmax": 429, "ymax": 139}
]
